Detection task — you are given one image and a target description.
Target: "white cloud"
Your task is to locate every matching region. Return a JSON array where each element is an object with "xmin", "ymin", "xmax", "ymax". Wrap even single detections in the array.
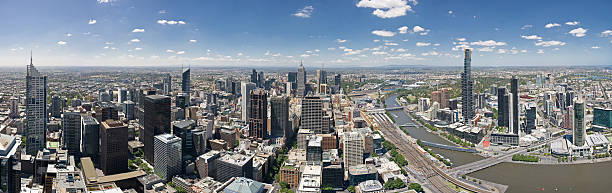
[
  {"xmin": 456, "ymin": 38, "xmax": 466, "ymax": 42},
  {"xmin": 336, "ymin": 38, "xmax": 347, "ymax": 43},
  {"xmin": 132, "ymin": 28, "xmax": 145, "ymax": 33},
  {"xmin": 372, "ymin": 51, "xmax": 388, "ymax": 55},
  {"xmin": 97, "ymin": 0, "xmax": 115, "ymax": 4},
  {"xmin": 553, "ymin": 48, "xmax": 560, "ymax": 51},
  {"xmin": 293, "ymin": 6, "xmax": 314, "ymax": 18},
  {"xmin": 591, "ymin": 46, "xmax": 600, "ymax": 49},
  {"xmin": 395, "ymin": 48, "xmax": 406, "ymax": 52},
  {"xmin": 158, "ymin": 10, "xmax": 166, "ymax": 14},
  {"xmin": 66, "ymin": 33, "xmax": 72, "ymax": 37},
  {"xmin": 569, "ymin": 27, "xmax": 587, "ymax": 37},
  {"xmin": 176, "ymin": 51, "xmax": 185, "ymax": 55},
  {"xmin": 565, "ymin": 21, "xmax": 579, "ymax": 26},
  {"xmin": 134, "ymin": 47, "xmax": 142, "ymax": 51},
  {"xmin": 521, "ymin": 24, "xmax": 533, "ymax": 30},
  {"xmin": 88, "ymin": 19, "xmax": 97, "ymax": 25},
  {"xmin": 237, "ymin": 53, "xmax": 243, "ymax": 56},
  {"xmin": 497, "ymin": 49, "xmax": 506, "ymax": 54},
  {"xmin": 385, "ymin": 42, "xmax": 399, "ymax": 46},
  {"xmin": 157, "ymin": 19, "xmax": 186, "ymax": 25},
  {"xmin": 521, "ymin": 35, "xmax": 542, "ymax": 40},
  {"xmin": 415, "ymin": 42, "xmax": 430, "ymax": 47},
  {"xmin": 130, "ymin": 38, "xmax": 141, "ymax": 43},
  {"xmin": 328, "ymin": 47, "xmax": 336, "ymax": 51},
  {"xmin": 373, "ymin": 39, "xmax": 380, "ymax": 42},
  {"xmin": 470, "ymin": 40, "xmax": 506, "ymax": 46},
  {"xmin": 166, "ymin": 49, "xmax": 175, "ymax": 53},
  {"xmin": 601, "ymin": 30, "xmax": 612, "ymax": 37},
  {"xmin": 398, "ymin": 26, "xmax": 409, "ymax": 34},
  {"xmin": 356, "ymin": 0, "xmax": 414, "ymax": 19},
  {"xmin": 412, "ymin": 26, "xmax": 430, "ymax": 35},
  {"xmin": 521, "ymin": 50, "xmax": 527, "ymax": 53},
  {"xmin": 189, "ymin": 39, "xmax": 197, "ymax": 43},
  {"xmin": 545, "ymin": 23, "xmax": 561, "ymax": 28},
  {"xmin": 371, "ymin": 30, "xmax": 396, "ymax": 37},
  {"xmin": 105, "ymin": 42, "xmax": 113, "ymax": 45},
  {"xmin": 433, "ymin": 43, "xmax": 440, "ymax": 46},
  {"xmin": 448, "ymin": 10, "xmax": 453, "ymax": 15},
  {"xmin": 264, "ymin": 51, "xmax": 271, "ymax": 56},
  {"xmin": 535, "ymin": 40, "xmax": 566, "ymax": 47},
  {"xmin": 300, "ymin": 54, "xmax": 310, "ymax": 58},
  {"xmin": 537, "ymin": 49, "xmax": 544, "ymax": 54},
  {"xmin": 421, "ymin": 51, "xmax": 439, "ymax": 56},
  {"xmin": 57, "ymin": 41, "xmax": 67, "ymax": 45},
  {"xmin": 477, "ymin": 47, "xmax": 494, "ymax": 52}
]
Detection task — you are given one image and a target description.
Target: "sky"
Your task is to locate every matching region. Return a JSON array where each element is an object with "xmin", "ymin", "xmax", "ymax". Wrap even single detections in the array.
[{"xmin": 1, "ymin": 0, "xmax": 611, "ymax": 68}]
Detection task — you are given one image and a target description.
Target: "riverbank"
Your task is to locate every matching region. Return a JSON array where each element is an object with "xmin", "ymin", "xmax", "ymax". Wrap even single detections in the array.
[{"xmin": 507, "ymin": 156, "xmax": 612, "ymax": 165}]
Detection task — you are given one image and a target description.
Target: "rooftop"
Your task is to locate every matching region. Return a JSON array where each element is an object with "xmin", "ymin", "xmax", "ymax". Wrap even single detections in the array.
[{"xmin": 223, "ymin": 177, "xmax": 264, "ymax": 193}]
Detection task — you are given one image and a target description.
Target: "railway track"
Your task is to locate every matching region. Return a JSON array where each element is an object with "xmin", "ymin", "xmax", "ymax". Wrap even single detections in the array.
[
  {"xmin": 376, "ymin": 112, "xmax": 496, "ymax": 193},
  {"xmin": 378, "ymin": 120, "xmax": 456, "ymax": 193}
]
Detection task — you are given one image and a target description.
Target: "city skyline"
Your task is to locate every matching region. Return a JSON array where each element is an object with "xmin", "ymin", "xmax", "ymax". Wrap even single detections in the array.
[{"xmin": 1, "ymin": 0, "xmax": 611, "ymax": 67}]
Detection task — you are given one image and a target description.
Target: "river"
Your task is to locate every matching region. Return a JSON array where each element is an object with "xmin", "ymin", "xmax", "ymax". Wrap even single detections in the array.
[
  {"xmin": 385, "ymin": 94, "xmax": 612, "ymax": 193},
  {"xmin": 384, "ymin": 94, "xmax": 483, "ymax": 166}
]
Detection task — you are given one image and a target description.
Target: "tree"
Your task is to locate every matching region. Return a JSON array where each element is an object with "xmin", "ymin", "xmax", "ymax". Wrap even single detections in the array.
[
  {"xmin": 384, "ymin": 178, "xmax": 406, "ymax": 190},
  {"xmin": 347, "ymin": 185, "xmax": 355, "ymax": 193},
  {"xmin": 408, "ymin": 183, "xmax": 423, "ymax": 192}
]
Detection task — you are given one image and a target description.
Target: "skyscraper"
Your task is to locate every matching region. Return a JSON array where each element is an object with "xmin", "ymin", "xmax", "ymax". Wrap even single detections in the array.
[
  {"xmin": 248, "ymin": 89, "xmax": 267, "ymax": 140},
  {"xmin": 123, "ymin": 101, "xmax": 135, "ymax": 120},
  {"xmin": 182, "ymin": 68, "xmax": 191, "ymax": 94},
  {"xmin": 297, "ymin": 62, "xmax": 307, "ymax": 98},
  {"xmin": 251, "ymin": 69, "xmax": 258, "ymax": 85},
  {"xmin": 62, "ymin": 109, "xmax": 81, "ymax": 156},
  {"xmin": 258, "ymin": 71, "xmax": 265, "ymax": 88},
  {"xmin": 511, "ymin": 76, "xmax": 519, "ymax": 134},
  {"xmin": 163, "ymin": 73, "xmax": 172, "ymax": 96},
  {"xmin": 172, "ymin": 120, "xmax": 196, "ymax": 157},
  {"xmin": 271, "ymin": 96, "xmax": 290, "ymax": 138},
  {"xmin": 143, "ymin": 95, "xmax": 171, "ymax": 165},
  {"xmin": 26, "ymin": 55, "xmax": 47, "ymax": 155},
  {"xmin": 288, "ymin": 72, "xmax": 298, "ymax": 90},
  {"xmin": 497, "ymin": 87, "xmax": 509, "ymax": 128},
  {"xmin": 81, "ymin": 115, "xmax": 99, "ymax": 163},
  {"xmin": 241, "ymin": 82, "xmax": 256, "ymax": 121},
  {"xmin": 333, "ymin": 73, "xmax": 341, "ymax": 94},
  {"xmin": 316, "ymin": 69, "xmax": 327, "ymax": 94},
  {"xmin": 9, "ymin": 97, "xmax": 19, "ymax": 118},
  {"xmin": 154, "ymin": 134, "xmax": 182, "ymax": 181},
  {"xmin": 573, "ymin": 100, "xmax": 586, "ymax": 146},
  {"xmin": 461, "ymin": 49, "xmax": 474, "ymax": 125},
  {"xmin": 100, "ymin": 120, "xmax": 128, "ymax": 175},
  {"xmin": 118, "ymin": 88, "xmax": 128, "ymax": 103},
  {"xmin": 300, "ymin": 96, "xmax": 328, "ymax": 134},
  {"xmin": 525, "ymin": 105, "xmax": 536, "ymax": 134},
  {"xmin": 441, "ymin": 88, "xmax": 450, "ymax": 109},
  {"xmin": 50, "ymin": 95, "xmax": 62, "ymax": 118},
  {"xmin": 343, "ymin": 132, "xmax": 364, "ymax": 172}
]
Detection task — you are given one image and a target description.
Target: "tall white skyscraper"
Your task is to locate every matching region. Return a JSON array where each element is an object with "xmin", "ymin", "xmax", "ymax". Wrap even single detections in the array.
[
  {"xmin": 343, "ymin": 132, "xmax": 364, "ymax": 172},
  {"xmin": 26, "ymin": 54, "xmax": 47, "ymax": 155},
  {"xmin": 241, "ymin": 82, "xmax": 256, "ymax": 121},
  {"xmin": 154, "ymin": 134, "xmax": 182, "ymax": 181}
]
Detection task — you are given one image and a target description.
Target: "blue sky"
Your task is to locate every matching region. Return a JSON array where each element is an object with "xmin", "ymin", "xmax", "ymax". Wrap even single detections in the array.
[{"xmin": 1, "ymin": 0, "xmax": 611, "ymax": 67}]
